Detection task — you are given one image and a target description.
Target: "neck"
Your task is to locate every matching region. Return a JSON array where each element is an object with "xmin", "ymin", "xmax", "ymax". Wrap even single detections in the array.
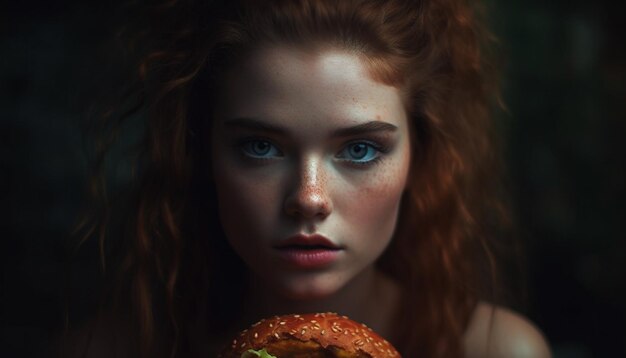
[{"xmin": 235, "ymin": 266, "xmax": 401, "ymax": 341}]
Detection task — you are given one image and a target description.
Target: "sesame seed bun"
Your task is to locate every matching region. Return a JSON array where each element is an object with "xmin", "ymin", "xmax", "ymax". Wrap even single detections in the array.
[{"xmin": 218, "ymin": 312, "xmax": 401, "ymax": 358}]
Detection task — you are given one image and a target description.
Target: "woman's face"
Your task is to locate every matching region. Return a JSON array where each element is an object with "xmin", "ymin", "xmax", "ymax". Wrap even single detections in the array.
[{"xmin": 211, "ymin": 46, "xmax": 411, "ymax": 300}]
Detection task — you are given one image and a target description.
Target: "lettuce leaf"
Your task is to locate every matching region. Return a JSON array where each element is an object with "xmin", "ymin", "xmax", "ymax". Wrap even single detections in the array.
[{"xmin": 241, "ymin": 348, "xmax": 277, "ymax": 358}]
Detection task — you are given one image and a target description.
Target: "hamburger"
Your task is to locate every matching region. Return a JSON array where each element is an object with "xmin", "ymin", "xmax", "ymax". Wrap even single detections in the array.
[{"xmin": 218, "ymin": 312, "xmax": 401, "ymax": 358}]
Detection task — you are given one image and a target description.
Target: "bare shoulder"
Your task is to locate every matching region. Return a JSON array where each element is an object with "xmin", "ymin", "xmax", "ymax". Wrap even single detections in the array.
[{"xmin": 463, "ymin": 302, "xmax": 552, "ymax": 358}]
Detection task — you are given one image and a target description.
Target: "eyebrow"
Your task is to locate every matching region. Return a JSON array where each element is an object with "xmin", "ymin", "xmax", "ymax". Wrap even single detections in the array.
[
  {"xmin": 224, "ymin": 117, "xmax": 288, "ymax": 135},
  {"xmin": 332, "ymin": 120, "xmax": 398, "ymax": 137},
  {"xmin": 223, "ymin": 117, "xmax": 398, "ymax": 137}
]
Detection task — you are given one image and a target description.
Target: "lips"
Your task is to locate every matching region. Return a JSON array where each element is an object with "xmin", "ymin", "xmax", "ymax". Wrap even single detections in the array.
[
  {"xmin": 274, "ymin": 234, "xmax": 343, "ymax": 250},
  {"xmin": 274, "ymin": 234, "xmax": 343, "ymax": 269}
]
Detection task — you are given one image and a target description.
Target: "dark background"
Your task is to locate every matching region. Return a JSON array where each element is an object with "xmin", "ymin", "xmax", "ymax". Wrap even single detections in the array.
[{"xmin": 2, "ymin": 1, "xmax": 625, "ymax": 357}]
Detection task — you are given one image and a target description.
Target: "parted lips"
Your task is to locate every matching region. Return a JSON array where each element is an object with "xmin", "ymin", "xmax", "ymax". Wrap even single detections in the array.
[{"xmin": 218, "ymin": 312, "xmax": 401, "ymax": 358}]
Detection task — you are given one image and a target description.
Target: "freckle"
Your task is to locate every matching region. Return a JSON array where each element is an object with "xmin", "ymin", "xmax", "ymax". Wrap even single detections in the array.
[{"xmin": 376, "ymin": 114, "xmax": 381, "ymax": 120}]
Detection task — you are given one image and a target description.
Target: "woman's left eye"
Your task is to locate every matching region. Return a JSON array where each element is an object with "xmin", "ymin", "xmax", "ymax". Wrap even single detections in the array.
[{"xmin": 337, "ymin": 142, "xmax": 382, "ymax": 164}]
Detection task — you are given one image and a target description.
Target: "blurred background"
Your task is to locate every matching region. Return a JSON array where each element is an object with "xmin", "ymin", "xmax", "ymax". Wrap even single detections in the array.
[{"xmin": 1, "ymin": 0, "xmax": 624, "ymax": 357}]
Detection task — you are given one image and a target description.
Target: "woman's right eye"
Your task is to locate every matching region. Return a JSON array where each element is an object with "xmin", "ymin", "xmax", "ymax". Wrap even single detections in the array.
[{"xmin": 240, "ymin": 139, "xmax": 282, "ymax": 159}]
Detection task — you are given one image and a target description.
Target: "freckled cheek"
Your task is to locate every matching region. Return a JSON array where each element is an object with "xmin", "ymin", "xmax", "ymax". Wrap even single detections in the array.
[
  {"xmin": 339, "ymin": 163, "xmax": 408, "ymax": 241},
  {"xmin": 355, "ymin": 181, "xmax": 404, "ymax": 224}
]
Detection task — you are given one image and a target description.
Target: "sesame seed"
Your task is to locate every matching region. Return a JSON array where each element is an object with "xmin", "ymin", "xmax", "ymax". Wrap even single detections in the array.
[
  {"xmin": 301, "ymin": 329, "xmax": 306, "ymax": 335},
  {"xmin": 269, "ymin": 323, "xmax": 273, "ymax": 328},
  {"xmin": 274, "ymin": 333, "xmax": 280, "ymax": 339},
  {"xmin": 321, "ymin": 329, "xmax": 325, "ymax": 335},
  {"xmin": 254, "ymin": 333, "xmax": 258, "ymax": 339},
  {"xmin": 354, "ymin": 339, "xmax": 364, "ymax": 346},
  {"xmin": 294, "ymin": 314, "xmax": 300, "ymax": 318},
  {"xmin": 279, "ymin": 321, "xmax": 286, "ymax": 325},
  {"xmin": 241, "ymin": 343, "xmax": 246, "ymax": 348},
  {"xmin": 310, "ymin": 320, "xmax": 317, "ymax": 323}
]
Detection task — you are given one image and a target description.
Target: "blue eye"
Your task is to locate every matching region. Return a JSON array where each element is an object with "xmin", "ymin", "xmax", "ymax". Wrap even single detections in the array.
[
  {"xmin": 241, "ymin": 140, "xmax": 281, "ymax": 159},
  {"xmin": 337, "ymin": 142, "xmax": 382, "ymax": 164}
]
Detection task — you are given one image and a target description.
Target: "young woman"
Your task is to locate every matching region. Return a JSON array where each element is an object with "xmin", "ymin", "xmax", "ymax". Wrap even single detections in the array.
[{"xmin": 66, "ymin": 0, "xmax": 551, "ymax": 357}]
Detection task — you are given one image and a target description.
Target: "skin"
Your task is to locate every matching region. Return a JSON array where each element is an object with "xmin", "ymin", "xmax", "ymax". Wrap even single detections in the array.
[
  {"xmin": 210, "ymin": 46, "xmax": 409, "ymax": 336},
  {"xmin": 464, "ymin": 303, "xmax": 552, "ymax": 358},
  {"xmin": 208, "ymin": 45, "xmax": 552, "ymax": 356}
]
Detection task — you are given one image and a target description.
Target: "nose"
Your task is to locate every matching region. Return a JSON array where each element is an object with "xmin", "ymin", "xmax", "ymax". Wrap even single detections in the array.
[{"xmin": 284, "ymin": 156, "xmax": 333, "ymax": 220}]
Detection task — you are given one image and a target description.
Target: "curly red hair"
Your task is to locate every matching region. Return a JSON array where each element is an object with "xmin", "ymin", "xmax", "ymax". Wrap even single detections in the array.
[{"xmin": 74, "ymin": 0, "xmax": 510, "ymax": 357}]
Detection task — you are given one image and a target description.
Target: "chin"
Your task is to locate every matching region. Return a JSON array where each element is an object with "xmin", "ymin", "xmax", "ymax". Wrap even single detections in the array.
[{"xmin": 268, "ymin": 272, "xmax": 348, "ymax": 301}]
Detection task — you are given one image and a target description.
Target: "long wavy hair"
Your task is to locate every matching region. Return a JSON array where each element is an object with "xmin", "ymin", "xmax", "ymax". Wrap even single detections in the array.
[{"xmin": 72, "ymin": 0, "xmax": 513, "ymax": 357}]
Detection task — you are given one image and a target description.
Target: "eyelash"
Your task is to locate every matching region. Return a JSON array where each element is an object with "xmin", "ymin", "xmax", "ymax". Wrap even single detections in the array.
[
  {"xmin": 236, "ymin": 138, "xmax": 389, "ymax": 167},
  {"xmin": 336, "ymin": 141, "xmax": 387, "ymax": 167},
  {"xmin": 238, "ymin": 138, "xmax": 283, "ymax": 160}
]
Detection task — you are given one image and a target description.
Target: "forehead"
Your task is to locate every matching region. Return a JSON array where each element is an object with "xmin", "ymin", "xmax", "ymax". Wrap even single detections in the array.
[{"xmin": 215, "ymin": 46, "xmax": 408, "ymax": 134}]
